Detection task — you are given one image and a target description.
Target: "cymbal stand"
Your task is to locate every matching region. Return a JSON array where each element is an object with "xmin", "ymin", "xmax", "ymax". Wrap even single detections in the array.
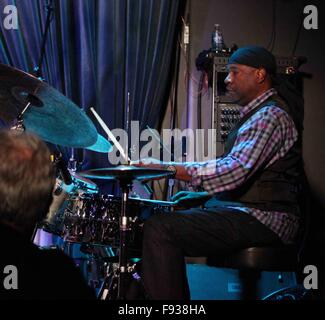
[
  {"xmin": 117, "ymin": 178, "xmax": 133, "ymax": 300},
  {"xmin": 96, "ymin": 177, "xmax": 133, "ymax": 300},
  {"xmin": 10, "ymin": 101, "xmax": 31, "ymax": 132},
  {"xmin": 11, "ymin": 92, "xmax": 43, "ymax": 132},
  {"xmin": 97, "ymin": 262, "xmax": 119, "ymax": 300},
  {"xmin": 12, "ymin": 0, "xmax": 53, "ymax": 133},
  {"xmin": 10, "ymin": 0, "xmax": 53, "ymax": 130},
  {"xmin": 87, "ymin": 108, "xmax": 139, "ymax": 299}
]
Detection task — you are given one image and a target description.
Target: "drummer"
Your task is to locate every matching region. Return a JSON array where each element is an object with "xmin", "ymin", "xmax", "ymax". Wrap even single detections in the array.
[
  {"xmin": 135, "ymin": 46, "xmax": 304, "ymax": 299},
  {"xmin": 0, "ymin": 129, "xmax": 95, "ymax": 299}
]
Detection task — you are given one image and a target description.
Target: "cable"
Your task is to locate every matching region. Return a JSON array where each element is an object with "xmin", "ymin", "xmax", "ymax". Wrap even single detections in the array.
[
  {"xmin": 197, "ymin": 71, "xmax": 206, "ymax": 129},
  {"xmin": 292, "ymin": 4, "xmax": 306, "ymax": 56},
  {"xmin": 266, "ymin": 0, "xmax": 277, "ymax": 52}
]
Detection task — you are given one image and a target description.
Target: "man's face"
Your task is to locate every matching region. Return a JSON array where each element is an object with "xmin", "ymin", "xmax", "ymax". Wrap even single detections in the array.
[{"xmin": 224, "ymin": 64, "xmax": 260, "ymax": 106}]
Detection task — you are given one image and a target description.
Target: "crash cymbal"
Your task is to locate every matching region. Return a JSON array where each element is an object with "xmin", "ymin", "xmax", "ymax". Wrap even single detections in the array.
[
  {"xmin": 80, "ymin": 165, "xmax": 174, "ymax": 181},
  {"xmin": 0, "ymin": 63, "xmax": 97, "ymax": 148},
  {"xmin": 85, "ymin": 133, "xmax": 113, "ymax": 153}
]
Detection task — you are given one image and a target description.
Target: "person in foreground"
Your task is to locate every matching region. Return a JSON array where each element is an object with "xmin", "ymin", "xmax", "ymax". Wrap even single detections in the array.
[
  {"xmin": 136, "ymin": 46, "xmax": 305, "ymax": 299},
  {"xmin": 0, "ymin": 130, "xmax": 95, "ymax": 300}
]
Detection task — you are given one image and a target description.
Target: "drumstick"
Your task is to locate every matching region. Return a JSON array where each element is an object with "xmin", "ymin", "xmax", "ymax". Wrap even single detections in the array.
[
  {"xmin": 146, "ymin": 125, "xmax": 172, "ymax": 156},
  {"xmin": 90, "ymin": 107, "xmax": 130, "ymax": 163}
]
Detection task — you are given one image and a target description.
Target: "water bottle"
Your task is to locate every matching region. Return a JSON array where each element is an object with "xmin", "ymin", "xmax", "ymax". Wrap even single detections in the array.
[{"xmin": 211, "ymin": 24, "xmax": 225, "ymax": 51}]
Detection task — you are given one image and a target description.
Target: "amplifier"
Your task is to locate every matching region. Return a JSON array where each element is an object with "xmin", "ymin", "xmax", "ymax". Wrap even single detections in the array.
[
  {"xmin": 213, "ymin": 103, "xmax": 241, "ymax": 141},
  {"xmin": 212, "ymin": 54, "xmax": 302, "ymax": 143},
  {"xmin": 213, "ymin": 55, "xmax": 300, "ymax": 74}
]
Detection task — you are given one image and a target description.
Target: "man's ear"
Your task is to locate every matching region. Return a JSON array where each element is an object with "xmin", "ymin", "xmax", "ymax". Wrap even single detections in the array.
[{"xmin": 256, "ymin": 68, "xmax": 267, "ymax": 83}]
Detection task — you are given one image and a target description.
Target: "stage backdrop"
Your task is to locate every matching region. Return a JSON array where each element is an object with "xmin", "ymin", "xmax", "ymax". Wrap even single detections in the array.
[{"xmin": 0, "ymin": 0, "xmax": 184, "ymax": 192}]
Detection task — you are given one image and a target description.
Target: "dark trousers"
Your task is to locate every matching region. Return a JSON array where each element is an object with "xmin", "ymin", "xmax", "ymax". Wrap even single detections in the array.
[{"xmin": 142, "ymin": 207, "xmax": 282, "ymax": 300}]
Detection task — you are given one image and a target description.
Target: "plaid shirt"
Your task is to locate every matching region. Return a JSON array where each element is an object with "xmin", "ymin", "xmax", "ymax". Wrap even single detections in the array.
[{"xmin": 185, "ymin": 88, "xmax": 300, "ymax": 244}]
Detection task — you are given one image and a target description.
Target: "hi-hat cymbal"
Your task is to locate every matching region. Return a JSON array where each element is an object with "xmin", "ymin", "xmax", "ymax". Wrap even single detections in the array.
[
  {"xmin": 0, "ymin": 63, "xmax": 97, "ymax": 148},
  {"xmin": 80, "ymin": 165, "xmax": 174, "ymax": 181}
]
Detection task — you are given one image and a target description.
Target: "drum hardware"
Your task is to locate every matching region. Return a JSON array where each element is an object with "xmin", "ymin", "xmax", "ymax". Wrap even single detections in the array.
[
  {"xmin": 97, "ymin": 257, "xmax": 142, "ymax": 300},
  {"xmin": 97, "ymin": 261, "xmax": 119, "ymax": 300},
  {"xmin": 1, "ymin": 47, "xmax": 111, "ymax": 256},
  {"xmin": 80, "ymin": 165, "xmax": 174, "ymax": 300},
  {"xmin": 83, "ymin": 109, "xmax": 171, "ymax": 299},
  {"xmin": 79, "ymin": 244, "xmax": 116, "ymax": 293},
  {"xmin": 37, "ymin": 174, "xmax": 174, "ymax": 299},
  {"xmin": 71, "ymin": 172, "xmax": 99, "ymax": 194},
  {"xmin": 0, "ymin": 64, "xmax": 171, "ymax": 299},
  {"xmin": 53, "ymin": 152, "xmax": 73, "ymax": 185}
]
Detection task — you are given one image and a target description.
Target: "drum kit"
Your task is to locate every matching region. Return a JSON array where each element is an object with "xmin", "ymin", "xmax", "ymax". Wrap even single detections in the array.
[{"xmin": 0, "ymin": 63, "xmax": 175, "ymax": 299}]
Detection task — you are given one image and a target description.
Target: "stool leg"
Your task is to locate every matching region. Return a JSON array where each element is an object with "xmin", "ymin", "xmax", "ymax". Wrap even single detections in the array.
[{"xmin": 239, "ymin": 270, "xmax": 261, "ymax": 300}]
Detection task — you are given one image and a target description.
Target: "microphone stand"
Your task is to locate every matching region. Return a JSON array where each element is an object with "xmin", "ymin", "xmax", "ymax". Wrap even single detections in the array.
[
  {"xmin": 28, "ymin": 0, "xmax": 55, "ymax": 245},
  {"xmin": 33, "ymin": 0, "xmax": 54, "ymax": 79},
  {"xmin": 12, "ymin": 0, "xmax": 54, "ymax": 131},
  {"xmin": 33, "ymin": 1, "xmax": 80, "ymax": 177}
]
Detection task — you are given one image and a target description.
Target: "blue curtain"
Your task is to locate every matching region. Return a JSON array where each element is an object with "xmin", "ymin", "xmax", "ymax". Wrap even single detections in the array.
[{"xmin": 0, "ymin": 0, "xmax": 184, "ymax": 192}]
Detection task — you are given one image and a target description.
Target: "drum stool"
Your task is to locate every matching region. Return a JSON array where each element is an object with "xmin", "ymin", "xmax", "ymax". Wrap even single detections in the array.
[{"xmin": 207, "ymin": 245, "xmax": 300, "ymax": 300}]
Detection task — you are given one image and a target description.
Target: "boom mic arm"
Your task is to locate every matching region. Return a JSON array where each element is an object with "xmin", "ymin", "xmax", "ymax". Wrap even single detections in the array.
[{"xmin": 54, "ymin": 152, "xmax": 72, "ymax": 185}]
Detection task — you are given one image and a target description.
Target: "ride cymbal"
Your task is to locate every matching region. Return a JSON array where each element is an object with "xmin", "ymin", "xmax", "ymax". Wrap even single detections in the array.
[{"xmin": 0, "ymin": 63, "xmax": 97, "ymax": 148}]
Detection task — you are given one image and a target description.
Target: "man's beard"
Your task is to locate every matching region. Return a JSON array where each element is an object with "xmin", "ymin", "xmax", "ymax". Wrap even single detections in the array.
[{"xmin": 226, "ymin": 90, "xmax": 239, "ymax": 104}]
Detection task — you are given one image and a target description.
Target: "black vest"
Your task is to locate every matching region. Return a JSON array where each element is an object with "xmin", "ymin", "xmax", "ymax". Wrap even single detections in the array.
[{"xmin": 214, "ymin": 94, "xmax": 304, "ymax": 216}]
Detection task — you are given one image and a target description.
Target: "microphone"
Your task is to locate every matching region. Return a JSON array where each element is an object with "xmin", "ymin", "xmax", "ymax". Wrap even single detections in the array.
[{"xmin": 54, "ymin": 152, "xmax": 72, "ymax": 185}]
